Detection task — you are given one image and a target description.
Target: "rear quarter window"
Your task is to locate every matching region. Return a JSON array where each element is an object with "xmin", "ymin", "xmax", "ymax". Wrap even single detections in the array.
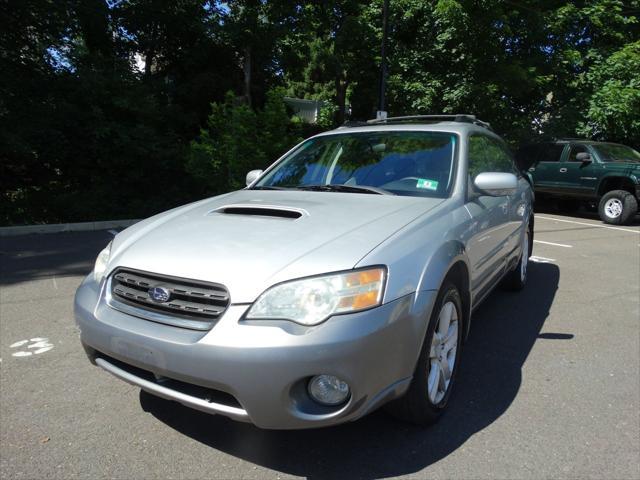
[{"xmin": 516, "ymin": 143, "xmax": 565, "ymax": 165}]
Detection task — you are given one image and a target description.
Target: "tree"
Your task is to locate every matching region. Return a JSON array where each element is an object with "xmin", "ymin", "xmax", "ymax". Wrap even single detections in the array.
[
  {"xmin": 2, "ymin": 0, "xmax": 640, "ymax": 225},
  {"xmin": 282, "ymin": 1, "xmax": 379, "ymax": 125},
  {"xmin": 579, "ymin": 41, "xmax": 640, "ymax": 147},
  {"xmin": 186, "ymin": 88, "xmax": 301, "ymax": 194}
]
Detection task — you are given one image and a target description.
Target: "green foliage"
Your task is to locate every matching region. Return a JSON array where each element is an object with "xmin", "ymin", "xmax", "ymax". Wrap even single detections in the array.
[
  {"xmin": 186, "ymin": 89, "xmax": 302, "ymax": 193},
  {"xmin": 578, "ymin": 41, "xmax": 640, "ymax": 146},
  {"xmin": 1, "ymin": 0, "xmax": 639, "ymax": 225}
]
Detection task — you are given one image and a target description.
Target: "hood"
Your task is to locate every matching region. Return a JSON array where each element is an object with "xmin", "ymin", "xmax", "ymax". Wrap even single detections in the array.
[{"xmin": 109, "ymin": 190, "xmax": 443, "ymax": 303}]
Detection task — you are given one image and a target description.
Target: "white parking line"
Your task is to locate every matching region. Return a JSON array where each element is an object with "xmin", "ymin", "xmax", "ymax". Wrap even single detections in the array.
[
  {"xmin": 536, "ymin": 216, "xmax": 640, "ymax": 234},
  {"xmin": 534, "ymin": 240, "xmax": 573, "ymax": 248}
]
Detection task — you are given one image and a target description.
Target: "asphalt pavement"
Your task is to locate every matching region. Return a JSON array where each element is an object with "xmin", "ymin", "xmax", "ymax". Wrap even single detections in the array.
[{"xmin": 1, "ymin": 212, "xmax": 639, "ymax": 479}]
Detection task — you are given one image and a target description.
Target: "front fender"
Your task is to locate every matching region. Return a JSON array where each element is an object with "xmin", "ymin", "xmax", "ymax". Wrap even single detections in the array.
[{"xmin": 416, "ymin": 241, "xmax": 472, "ymax": 340}]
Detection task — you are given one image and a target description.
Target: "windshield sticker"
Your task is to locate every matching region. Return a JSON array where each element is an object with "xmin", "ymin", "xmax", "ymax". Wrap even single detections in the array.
[{"xmin": 416, "ymin": 178, "xmax": 439, "ymax": 190}]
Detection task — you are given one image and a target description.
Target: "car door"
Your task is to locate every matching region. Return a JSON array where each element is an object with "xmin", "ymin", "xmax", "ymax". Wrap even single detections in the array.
[
  {"xmin": 526, "ymin": 143, "xmax": 567, "ymax": 194},
  {"xmin": 556, "ymin": 143, "xmax": 597, "ymax": 196},
  {"xmin": 464, "ymin": 134, "xmax": 515, "ymax": 302}
]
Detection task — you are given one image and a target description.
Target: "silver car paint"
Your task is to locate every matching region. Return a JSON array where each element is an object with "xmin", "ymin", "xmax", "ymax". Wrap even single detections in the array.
[
  {"xmin": 75, "ymin": 121, "xmax": 533, "ymax": 429},
  {"xmin": 107, "ymin": 190, "xmax": 444, "ymax": 304}
]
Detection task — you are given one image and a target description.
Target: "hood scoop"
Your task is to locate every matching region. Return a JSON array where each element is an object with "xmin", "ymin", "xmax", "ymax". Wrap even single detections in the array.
[{"xmin": 211, "ymin": 204, "xmax": 306, "ymax": 219}]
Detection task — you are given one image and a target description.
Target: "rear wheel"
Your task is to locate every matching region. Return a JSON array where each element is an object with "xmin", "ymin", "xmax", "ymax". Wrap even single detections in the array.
[
  {"xmin": 598, "ymin": 190, "xmax": 638, "ymax": 225},
  {"xmin": 502, "ymin": 218, "xmax": 532, "ymax": 291},
  {"xmin": 387, "ymin": 283, "xmax": 463, "ymax": 426}
]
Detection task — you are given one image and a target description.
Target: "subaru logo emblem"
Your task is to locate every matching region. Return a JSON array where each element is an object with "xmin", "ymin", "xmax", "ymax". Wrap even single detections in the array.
[{"xmin": 149, "ymin": 286, "xmax": 171, "ymax": 303}]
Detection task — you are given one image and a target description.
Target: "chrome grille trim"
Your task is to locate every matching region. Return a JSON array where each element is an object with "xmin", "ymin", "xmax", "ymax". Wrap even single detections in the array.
[{"xmin": 106, "ymin": 268, "xmax": 230, "ymax": 331}]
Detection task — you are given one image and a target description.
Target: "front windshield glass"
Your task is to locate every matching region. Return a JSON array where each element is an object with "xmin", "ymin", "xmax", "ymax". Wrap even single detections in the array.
[
  {"xmin": 254, "ymin": 131, "xmax": 457, "ymax": 198},
  {"xmin": 593, "ymin": 143, "xmax": 640, "ymax": 163}
]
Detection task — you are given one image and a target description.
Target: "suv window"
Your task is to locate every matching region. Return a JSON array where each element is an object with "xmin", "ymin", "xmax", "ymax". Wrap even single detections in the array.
[
  {"xmin": 568, "ymin": 144, "xmax": 589, "ymax": 162},
  {"xmin": 516, "ymin": 143, "xmax": 564, "ymax": 166},
  {"xmin": 593, "ymin": 144, "xmax": 640, "ymax": 163},
  {"xmin": 468, "ymin": 135, "xmax": 515, "ymax": 178},
  {"xmin": 538, "ymin": 144, "xmax": 565, "ymax": 162}
]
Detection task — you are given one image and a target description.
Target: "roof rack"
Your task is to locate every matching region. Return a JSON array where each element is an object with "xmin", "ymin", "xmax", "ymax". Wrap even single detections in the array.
[{"xmin": 361, "ymin": 114, "xmax": 493, "ymax": 131}]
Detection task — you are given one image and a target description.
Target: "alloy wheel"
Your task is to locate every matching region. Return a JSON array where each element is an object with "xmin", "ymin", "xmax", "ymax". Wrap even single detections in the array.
[
  {"xmin": 604, "ymin": 198, "xmax": 623, "ymax": 218},
  {"xmin": 427, "ymin": 300, "xmax": 459, "ymax": 404}
]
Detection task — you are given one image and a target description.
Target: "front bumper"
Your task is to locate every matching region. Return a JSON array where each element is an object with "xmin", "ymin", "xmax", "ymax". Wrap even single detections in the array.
[{"xmin": 75, "ymin": 275, "xmax": 436, "ymax": 429}]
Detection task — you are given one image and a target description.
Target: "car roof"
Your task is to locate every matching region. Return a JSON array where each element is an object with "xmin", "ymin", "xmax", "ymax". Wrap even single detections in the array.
[
  {"xmin": 519, "ymin": 139, "xmax": 627, "ymax": 148},
  {"xmin": 317, "ymin": 121, "xmax": 496, "ymax": 138}
]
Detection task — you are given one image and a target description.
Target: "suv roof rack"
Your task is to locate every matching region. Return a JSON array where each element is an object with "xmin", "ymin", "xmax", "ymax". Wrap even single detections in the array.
[{"xmin": 362, "ymin": 114, "xmax": 493, "ymax": 131}]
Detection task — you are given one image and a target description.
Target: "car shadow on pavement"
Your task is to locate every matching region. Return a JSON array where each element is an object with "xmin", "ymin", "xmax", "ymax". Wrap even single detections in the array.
[{"xmin": 140, "ymin": 262, "xmax": 560, "ymax": 480}]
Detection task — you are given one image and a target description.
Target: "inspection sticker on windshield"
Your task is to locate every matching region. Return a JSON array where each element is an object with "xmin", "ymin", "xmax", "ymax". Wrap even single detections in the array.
[{"xmin": 416, "ymin": 178, "xmax": 439, "ymax": 190}]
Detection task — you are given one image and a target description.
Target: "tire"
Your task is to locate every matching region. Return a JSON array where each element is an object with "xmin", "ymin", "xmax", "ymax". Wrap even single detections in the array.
[
  {"xmin": 502, "ymin": 217, "xmax": 532, "ymax": 291},
  {"xmin": 387, "ymin": 283, "xmax": 463, "ymax": 426},
  {"xmin": 598, "ymin": 190, "xmax": 638, "ymax": 225}
]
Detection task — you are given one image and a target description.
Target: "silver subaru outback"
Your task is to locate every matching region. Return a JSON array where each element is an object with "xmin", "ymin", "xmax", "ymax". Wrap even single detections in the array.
[{"xmin": 75, "ymin": 115, "xmax": 533, "ymax": 429}]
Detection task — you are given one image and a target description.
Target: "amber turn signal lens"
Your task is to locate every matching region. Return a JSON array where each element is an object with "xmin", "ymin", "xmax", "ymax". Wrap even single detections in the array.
[{"xmin": 336, "ymin": 267, "xmax": 385, "ymax": 312}]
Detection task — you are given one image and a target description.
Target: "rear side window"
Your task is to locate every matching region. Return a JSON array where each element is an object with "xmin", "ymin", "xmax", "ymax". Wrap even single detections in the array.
[
  {"xmin": 468, "ymin": 135, "xmax": 516, "ymax": 178},
  {"xmin": 516, "ymin": 144, "xmax": 564, "ymax": 164},
  {"xmin": 538, "ymin": 144, "xmax": 565, "ymax": 162}
]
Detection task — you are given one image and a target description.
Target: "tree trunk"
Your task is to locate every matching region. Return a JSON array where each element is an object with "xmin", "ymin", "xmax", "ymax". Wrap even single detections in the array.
[
  {"xmin": 335, "ymin": 76, "xmax": 348, "ymax": 124},
  {"xmin": 144, "ymin": 49, "xmax": 154, "ymax": 76},
  {"xmin": 76, "ymin": 0, "xmax": 113, "ymax": 60},
  {"xmin": 243, "ymin": 46, "xmax": 252, "ymax": 107}
]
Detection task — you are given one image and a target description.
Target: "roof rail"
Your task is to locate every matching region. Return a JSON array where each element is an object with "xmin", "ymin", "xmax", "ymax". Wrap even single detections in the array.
[{"xmin": 364, "ymin": 114, "xmax": 493, "ymax": 131}]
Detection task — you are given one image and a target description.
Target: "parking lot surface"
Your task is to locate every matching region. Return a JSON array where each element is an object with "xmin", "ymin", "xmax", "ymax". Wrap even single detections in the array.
[{"xmin": 1, "ymin": 212, "xmax": 639, "ymax": 479}]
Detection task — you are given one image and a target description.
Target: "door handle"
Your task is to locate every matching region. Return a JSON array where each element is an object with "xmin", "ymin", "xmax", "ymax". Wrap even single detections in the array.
[{"xmin": 559, "ymin": 168, "xmax": 567, "ymax": 173}]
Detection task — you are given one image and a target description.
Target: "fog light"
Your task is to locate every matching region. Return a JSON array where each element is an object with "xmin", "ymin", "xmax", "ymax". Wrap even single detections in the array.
[{"xmin": 308, "ymin": 375, "xmax": 350, "ymax": 406}]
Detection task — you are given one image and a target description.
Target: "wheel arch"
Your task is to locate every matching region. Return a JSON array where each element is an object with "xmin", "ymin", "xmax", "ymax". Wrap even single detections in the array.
[
  {"xmin": 417, "ymin": 241, "xmax": 472, "ymax": 343},
  {"xmin": 597, "ymin": 175, "xmax": 636, "ymax": 197},
  {"xmin": 441, "ymin": 261, "xmax": 472, "ymax": 342}
]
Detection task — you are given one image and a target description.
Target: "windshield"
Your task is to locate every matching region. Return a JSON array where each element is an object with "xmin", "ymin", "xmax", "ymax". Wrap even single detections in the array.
[
  {"xmin": 254, "ymin": 131, "xmax": 457, "ymax": 198},
  {"xmin": 593, "ymin": 143, "xmax": 640, "ymax": 163}
]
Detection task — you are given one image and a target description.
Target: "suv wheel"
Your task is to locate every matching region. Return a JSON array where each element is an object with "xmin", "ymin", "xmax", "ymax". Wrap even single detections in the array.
[
  {"xmin": 387, "ymin": 283, "xmax": 463, "ymax": 426},
  {"xmin": 598, "ymin": 190, "xmax": 638, "ymax": 225}
]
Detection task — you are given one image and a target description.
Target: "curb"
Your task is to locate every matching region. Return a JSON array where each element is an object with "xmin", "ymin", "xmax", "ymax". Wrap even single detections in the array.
[{"xmin": 0, "ymin": 219, "xmax": 141, "ymax": 237}]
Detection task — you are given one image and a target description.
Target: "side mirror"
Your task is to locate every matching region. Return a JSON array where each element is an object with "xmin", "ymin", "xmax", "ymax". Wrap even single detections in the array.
[
  {"xmin": 473, "ymin": 172, "xmax": 518, "ymax": 196},
  {"xmin": 245, "ymin": 169, "xmax": 263, "ymax": 187},
  {"xmin": 576, "ymin": 152, "xmax": 592, "ymax": 163}
]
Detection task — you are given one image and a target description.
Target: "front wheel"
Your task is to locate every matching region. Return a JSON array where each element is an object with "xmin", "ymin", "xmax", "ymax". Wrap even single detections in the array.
[
  {"xmin": 598, "ymin": 190, "xmax": 638, "ymax": 225},
  {"xmin": 387, "ymin": 283, "xmax": 463, "ymax": 426}
]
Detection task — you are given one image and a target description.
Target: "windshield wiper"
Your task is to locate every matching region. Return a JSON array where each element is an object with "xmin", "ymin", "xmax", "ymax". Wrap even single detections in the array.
[
  {"xmin": 251, "ymin": 186, "xmax": 290, "ymax": 190},
  {"xmin": 294, "ymin": 184, "xmax": 393, "ymax": 195}
]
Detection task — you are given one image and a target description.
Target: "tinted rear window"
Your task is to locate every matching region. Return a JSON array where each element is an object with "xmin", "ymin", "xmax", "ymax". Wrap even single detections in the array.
[{"xmin": 517, "ymin": 144, "xmax": 565, "ymax": 163}]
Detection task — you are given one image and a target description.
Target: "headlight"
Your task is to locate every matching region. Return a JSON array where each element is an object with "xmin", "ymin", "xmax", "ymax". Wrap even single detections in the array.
[
  {"xmin": 93, "ymin": 241, "xmax": 112, "ymax": 283},
  {"xmin": 245, "ymin": 267, "xmax": 386, "ymax": 326}
]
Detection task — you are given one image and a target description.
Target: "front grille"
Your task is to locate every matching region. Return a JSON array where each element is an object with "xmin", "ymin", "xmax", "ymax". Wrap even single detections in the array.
[{"xmin": 110, "ymin": 268, "xmax": 230, "ymax": 330}]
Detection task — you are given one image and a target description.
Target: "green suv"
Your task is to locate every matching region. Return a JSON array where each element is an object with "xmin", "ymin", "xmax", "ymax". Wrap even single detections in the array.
[{"xmin": 517, "ymin": 140, "xmax": 640, "ymax": 225}]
